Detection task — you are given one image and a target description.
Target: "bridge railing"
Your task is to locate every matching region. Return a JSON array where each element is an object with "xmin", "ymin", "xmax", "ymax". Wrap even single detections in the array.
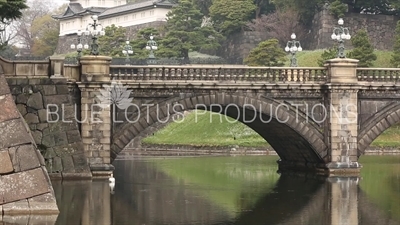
[
  {"xmin": 357, "ymin": 68, "xmax": 400, "ymax": 83},
  {"xmin": 109, "ymin": 65, "xmax": 327, "ymax": 83}
]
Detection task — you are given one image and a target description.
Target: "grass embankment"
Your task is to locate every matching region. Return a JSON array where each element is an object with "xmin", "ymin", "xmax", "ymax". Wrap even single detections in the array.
[
  {"xmin": 284, "ymin": 50, "xmax": 393, "ymax": 67},
  {"xmin": 143, "ymin": 111, "xmax": 400, "ymax": 148},
  {"xmin": 143, "ymin": 50, "xmax": 400, "ymax": 148}
]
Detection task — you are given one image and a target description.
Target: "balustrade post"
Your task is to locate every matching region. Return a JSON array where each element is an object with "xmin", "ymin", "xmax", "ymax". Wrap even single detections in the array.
[
  {"xmin": 49, "ymin": 56, "xmax": 65, "ymax": 78},
  {"xmin": 324, "ymin": 58, "xmax": 362, "ymax": 175}
]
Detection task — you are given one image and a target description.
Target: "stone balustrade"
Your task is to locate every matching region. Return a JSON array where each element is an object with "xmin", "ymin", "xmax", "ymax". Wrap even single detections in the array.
[
  {"xmin": 357, "ymin": 68, "xmax": 400, "ymax": 83},
  {"xmin": 109, "ymin": 65, "xmax": 327, "ymax": 83}
]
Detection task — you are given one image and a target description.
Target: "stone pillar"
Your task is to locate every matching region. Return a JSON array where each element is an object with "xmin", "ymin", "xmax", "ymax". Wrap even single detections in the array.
[
  {"xmin": 78, "ymin": 56, "xmax": 114, "ymax": 178},
  {"xmin": 49, "ymin": 55, "xmax": 65, "ymax": 78},
  {"xmin": 325, "ymin": 58, "xmax": 362, "ymax": 174}
]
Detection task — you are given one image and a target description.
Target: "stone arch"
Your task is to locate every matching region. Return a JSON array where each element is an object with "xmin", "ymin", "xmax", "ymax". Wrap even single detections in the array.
[
  {"xmin": 358, "ymin": 102, "xmax": 400, "ymax": 156},
  {"xmin": 111, "ymin": 93, "xmax": 328, "ymax": 164}
]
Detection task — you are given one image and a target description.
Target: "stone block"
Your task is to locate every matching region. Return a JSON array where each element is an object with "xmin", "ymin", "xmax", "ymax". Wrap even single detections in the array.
[
  {"xmin": 0, "ymin": 151, "xmax": 14, "ymax": 174},
  {"xmin": 37, "ymin": 109, "xmax": 48, "ymax": 123},
  {"xmin": 0, "ymin": 168, "xmax": 51, "ymax": 204},
  {"xmin": 0, "ymin": 94, "xmax": 20, "ymax": 122},
  {"xmin": 56, "ymin": 85, "xmax": 69, "ymax": 94},
  {"xmin": 16, "ymin": 145, "xmax": 42, "ymax": 171},
  {"xmin": 24, "ymin": 113, "xmax": 39, "ymax": 124},
  {"xmin": 2, "ymin": 199, "xmax": 30, "ymax": 215},
  {"xmin": 52, "ymin": 157, "xmax": 63, "ymax": 173},
  {"xmin": 0, "ymin": 119, "xmax": 32, "ymax": 149},
  {"xmin": 27, "ymin": 193, "xmax": 59, "ymax": 214},
  {"xmin": 53, "ymin": 132, "xmax": 69, "ymax": 146},
  {"xmin": 42, "ymin": 135, "xmax": 55, "ymax": 148},
  {"xmin": 66, "ymin": 130, "xmax": 82, "ymax": 143},
  {"xmin": 42, "ymin": 85, "xmax": 57, "ymax": 95},
  {"xmin": 61, "ymin": 156, "xmax": 75, "ymax": 173},
  {"xmin": 16, "ymin": 103, "xmax": 27, "ymax": 116},
  {"xmin": 43, "ymin": 95, "xmax": 69, "ymax": 106},
  {"xmin": 26, "ymin": 92, "xmax": 44, "ymax": 110}
]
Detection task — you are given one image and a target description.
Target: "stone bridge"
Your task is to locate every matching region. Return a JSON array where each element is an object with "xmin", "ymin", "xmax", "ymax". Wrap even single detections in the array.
[
  {"xmin": 2, "ymin": 55, "xmax": 400, "ymax": 179},
  {"xmin": 71, "ymin": 56, "xmax": 400, "ymax": 176}
]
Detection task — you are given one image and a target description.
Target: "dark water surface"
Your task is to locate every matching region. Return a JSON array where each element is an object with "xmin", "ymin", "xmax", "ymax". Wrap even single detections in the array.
[{"xmin": 2, "ymin": 155, "xmax": 400, "ymax": 225}]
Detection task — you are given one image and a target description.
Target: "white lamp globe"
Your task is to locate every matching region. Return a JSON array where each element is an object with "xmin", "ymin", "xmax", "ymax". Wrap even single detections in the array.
[
  {"xmin": 338, "ymin": 18, "xmax": 344, "ymax": 25},
  {"xmin": 122, "ymin": 50, "xmax": 127, "ymax": 54},
  {"xmin": 128, "ymin": 50, "xmax": 133, "ymax": 54},
  {"xmin": 77, "ymin": 43, "xmax": 83, "ymax": 50},
  {"xmin": 291, "ymin": 33, "xmax": 296, "ymax": 39},
  {"xmin": 84, "ymin": 44, "xmax": 89, "ymax": 49},
  {"xmin": 293, "ymin": 46, "xmax": 298, "ymax": 51},
  {"xmin": 331, "ymin": 33, "xmax": 336, "ymax": 40},
  {"xmin": 285, "ymin": 46, "xmax": 290, "ymax": 52},
  {"xmin": 298, "ymin": 46, "xmax": 303, "ymax": 51},
  {"xmin": 146, "ymin": 45, "xmax": 151, "ymax": 50},
  {"xmin": 71, "ymin": 44, "xmax": 75, "ymax": 49},
  {"xmin": 153, "ymin": 45, "xmax": 158, "ymax": 50}
]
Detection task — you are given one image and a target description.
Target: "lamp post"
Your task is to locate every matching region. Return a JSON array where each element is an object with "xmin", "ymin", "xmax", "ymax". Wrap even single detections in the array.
[
  {"xmin": 70, "ymin": 30, "xmax": 84, "ymax": 59},
  {"xmin": 145, "ymin": 34, "xmax": 158, "ymax": 63},
  {"xmin": 84, "ymin": 15, "xmax": 105, "ymax": 55},
  {"xmin": 284, "ymin": 33, "xmax": 302, "ymax": 67},
  {"xmin": 122, "ymin": 40, "xmax": 133, "ymax": 64},
  {"xmin": 331, "ymin": 18, "xmax": 351, "ymax": 58}
]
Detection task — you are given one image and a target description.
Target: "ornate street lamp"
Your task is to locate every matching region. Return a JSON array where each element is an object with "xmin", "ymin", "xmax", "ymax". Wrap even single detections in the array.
[
  {"xmin": 331, "ymin": 18, "xmax": 351, "ymax": 58},
  {"xmin": 145, "ymin": 34, "xmax": 158, "ymax": 59},
  {"xmin": 285, "ymin": 33, "xmax": 303, "ymax": 67},
  {"xmin": 70, "ymin": 30, "xmax": 84, "ymax": 59},
  {"xmin": 122, "ymin": 40, "xmax": 133, "ymax": 64},
  {"xmin": 84, "ymin": 15, "xmax": 105, "ymax": 55}
]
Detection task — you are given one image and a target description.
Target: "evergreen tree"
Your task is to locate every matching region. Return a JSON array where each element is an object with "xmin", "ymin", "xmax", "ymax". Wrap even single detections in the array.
[
  {"xmin": 209, "ymin": 0, "xmax": 257, "ymax": 34},
  {"xmin": 160, "ymin": 0, "xmax": 224, "ymax": 63},
  {"xmin": 130, "ymin": 27, "xmax": 160, "ymax": 59},
  {"xmin": 348, "ymin": 29, "xmax": 377, "ymax": 67},
  {"xmin": 391, "ymin": 20, "xmax": 400, "ymax": 67},
  {"xmin": 244, "ymin": 39, "xmax": 286, "ymax": 66},
  {"xmin": 98, "ymin": 25, "xmax": 127, "ymax": 57},
  {"xmin": 318, "ymin": 45, "xmax": 338, "ymax": 66}
]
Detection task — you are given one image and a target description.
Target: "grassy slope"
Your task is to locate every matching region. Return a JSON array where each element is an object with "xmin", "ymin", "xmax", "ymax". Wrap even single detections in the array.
[{"xmin": 143, "ymin": 50, "xmax": 400, "ymax": 148}]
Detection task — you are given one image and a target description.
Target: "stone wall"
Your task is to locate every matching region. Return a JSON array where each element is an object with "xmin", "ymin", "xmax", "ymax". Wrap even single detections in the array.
[
  {"xmin": 6, "ymin": 77, "xmax": 91, "ymax": 179},
  {"xmin": 309, "ymin": 9, "xmax": 399, "ymax": 50},
  {"xmin": 0, "ymin": 72, "xmax": 59, "ymax": 215},
  {"xmin": 217, "ymin": 31, "xmax": 270, "ymax": 64}
]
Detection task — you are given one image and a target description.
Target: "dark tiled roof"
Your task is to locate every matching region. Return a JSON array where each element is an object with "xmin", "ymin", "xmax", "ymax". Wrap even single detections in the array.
[
  {"xmin": 52, "ymin": 3, "xmax": 107, "ymax": 19},
  {"xmin": 53, "ymin": 0, "xmax": 175, "ymax": 20},
  {"xmin": 99, "ymin": 0, "xmax": 175, "ymax": 18}
]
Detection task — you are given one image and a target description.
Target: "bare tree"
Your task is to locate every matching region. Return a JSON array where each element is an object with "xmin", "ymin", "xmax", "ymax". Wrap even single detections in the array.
[
  {"xmin": 11, "ymin": 0, "xmax": 55, "ymax": 50},
  {"xmin": 247, "ymin": 7, "xmax": 306, "ymax": 46}
]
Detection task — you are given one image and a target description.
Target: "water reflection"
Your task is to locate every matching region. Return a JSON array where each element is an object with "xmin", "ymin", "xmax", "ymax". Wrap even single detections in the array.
[{"xmin": 1, "ymin": 156, "xmax": 400, "ymax": 225}]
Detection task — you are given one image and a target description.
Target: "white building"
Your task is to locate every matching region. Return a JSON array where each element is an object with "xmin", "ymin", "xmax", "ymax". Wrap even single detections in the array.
[{"xmin": 53, "ymin": 0, "xmax": 175, "ymax": 37}]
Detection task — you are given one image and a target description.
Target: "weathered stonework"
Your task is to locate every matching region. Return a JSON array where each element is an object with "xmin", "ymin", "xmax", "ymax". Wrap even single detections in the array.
[
  {"xmin": 0, "ymin": 71, "xmax": 59, "ymax": 214},
  {"xmin": 6, "ymin": 77, "xmax": 92, "ymax": 179},
  {"xmin": 309, "ymin": 9, "xmax": 399, "ymax": 50}
]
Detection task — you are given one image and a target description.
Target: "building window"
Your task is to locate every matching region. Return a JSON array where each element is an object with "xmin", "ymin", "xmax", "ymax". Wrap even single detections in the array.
[
  {"xmin": 124, "ymin": 16, "xmax": 128, "ymax": 21},
  {"xmin": 150, "ymin": 10, "xmax": 154, "ymax": 16},
  {"xmin": 141, "ymin": 12, "xmax": 145, "ymax": 17},
  {"xmin": 98, "ymin": 0, "xmax": 101, "ymax": 5},
  {"xmin": 102, "ymin": 0, "xmax": 105, "ymax": 5},
  {"xmin": 116, "ymin": 17, "xmax": 120, "ymax": 22},
  {"xmin": 61, "ymin": 24, "xmax": 64, "ymax": 31},
  {"xmin": 132, "ymin": 14, "xmax": 136, "ymax": 19},
  {"xmin": 108, "ymin": 19, "xmax": 112, "ymax": 25}
]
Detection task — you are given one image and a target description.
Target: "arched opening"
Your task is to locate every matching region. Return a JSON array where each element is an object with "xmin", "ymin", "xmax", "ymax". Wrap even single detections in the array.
[{"xmin": 111, "ymin": 94, "xmax": 328, "ymax": 167}]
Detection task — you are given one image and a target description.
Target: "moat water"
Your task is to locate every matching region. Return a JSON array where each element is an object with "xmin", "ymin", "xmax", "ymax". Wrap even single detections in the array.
[{"xmin": 2, "ymin": 155, "xmax": 400, "ymax": 225}]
